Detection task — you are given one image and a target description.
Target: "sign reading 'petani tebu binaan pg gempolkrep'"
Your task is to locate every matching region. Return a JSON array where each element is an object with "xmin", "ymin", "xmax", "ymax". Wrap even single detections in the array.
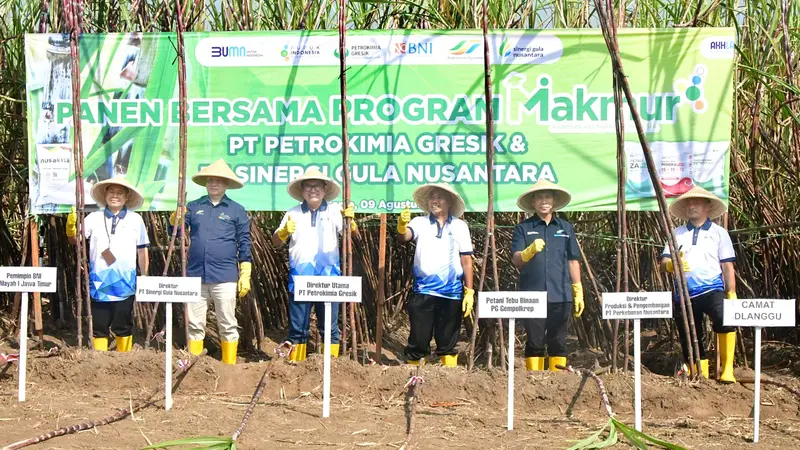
[{"xmin": 25, "ymin": 29, "xmax": 734, "ymax": 214}]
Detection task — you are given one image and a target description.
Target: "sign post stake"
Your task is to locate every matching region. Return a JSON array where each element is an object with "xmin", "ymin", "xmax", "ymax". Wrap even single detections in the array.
[
  {"xmin": 165, "ymin": 302, "xmax": 173, "ymax": 411},
  {"xmin": 633, "ymin": 318, "xmax": 642, "ymax": 431},
  {"xmin": 507, "ymin": 318, "xmax": 515, "ymax": 431},
  {"xmin": 323, "ymin": 301, "xmax": 332, "ymax": 418},
  {"xmin": 753, "ymin": 326, "xmax": 761, "ymax": 443},
  {"xmin": 19, "ymin": 292, "xmax": 28, "ymax": 402}
]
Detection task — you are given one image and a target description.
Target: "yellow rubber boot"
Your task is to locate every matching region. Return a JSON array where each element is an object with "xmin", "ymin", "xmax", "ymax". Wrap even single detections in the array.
[
  {"xmin": 188, "ymin": 340, "xmax": 204, "ymax": 356},
  {"xmin": 220, "ymin": 341, "xmax": 238, "ymax": 365},
  {"xmin": 407, "ymin": 358, "xmax": 425, "ymax": 366},
  {"xmin": 698, "ymin": 359, "xmax": 709, "ymax": 379},
  {"xmin": 329, "ymin": 343, "xmax": 340, "ymax": 358},
  {"xmin": 525, "ymin": 357, "xmax": 545, "ymax": 371},
  {"xmin": 93, "ymin": 337, "xmax": 108, "ymax": 352},
  {"xmin": 289, "ymin": 343, "xmax": 307, "ymax": 362},
  {"xmin": 116, "ymin": 336, "xmax": 133, "ymax": 352},
  {"xmin": 719, "ymin": 332, "xmax": 737, "ymax": 384},
  {"xmin": 440, "ymin": 355, "xmax": 458, "ymax": 367},
  {"xmin": 549, "ymin": 356, "xmax": 567, "ymax": 372}
]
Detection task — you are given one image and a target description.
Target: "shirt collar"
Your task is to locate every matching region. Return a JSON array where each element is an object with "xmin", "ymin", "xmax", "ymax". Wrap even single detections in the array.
[
  {"xmin": 104, "ymin": 206, "xmax": 127, "ymax": 219},
  {"xmin": 200, "ymin": 195, "xmax": 230, "ymax": 206},
  {"xmin": 686, "ymin": 218, "xmax": 712, "ymax": 231},
  {"xmin": 428, "ymin": 213, "xmax": 453, "ymax": 224},
  {"xmin": 301, "ymin": 200, "xmax": 328, "ymax": 213},
  {"xmin": 531, "ymin": 214, "xmax": 559, "ymax": 227}
]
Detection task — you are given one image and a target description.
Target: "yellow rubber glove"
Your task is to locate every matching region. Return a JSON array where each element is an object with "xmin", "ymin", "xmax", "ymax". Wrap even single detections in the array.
[
  {"xmin": 397, "ymin": 206, "xmax": 411, "ymax": 234},
  {"xmin": 169, "ymin": 206, "xmax": 186, "ymax": 227},
  {"xmin": 277, "ymin": 215, "xmax": 296, "ymax": 242},
  {"xmin": 520, "ymin": 239, "xmax": 545, "ymax": 262},
  {"xmin": 342, "ymin": 204, "xmax": 357, "ymax": 232},
  {"xmin": 572, "ymin": 283, "xmax": 584, "ymax": 318},
  {"xmin": 238, "ymin": 262, "xmax": 252, "ymax": 298},
  {"xmin": 66, "ymin": 207, "xmax": 77, "ymax": 238},
  {"xmin": 665, "ymin": 251, "xmax": 690, "ymax": 273},
  {"xmin": 462, "ymin": 287, "xmax": 475, "ymax": 318},
  {"xmin": 727, "ymin": 291, "xmax": 737, "ymax": 300}
]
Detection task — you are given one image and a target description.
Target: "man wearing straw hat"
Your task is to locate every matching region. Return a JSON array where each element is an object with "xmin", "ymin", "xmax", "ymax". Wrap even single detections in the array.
[
  {"xmin": 395, "ymin": 183, "xmax": 474, "ymax": 367},
  {"xmin": 661, "ymin": 186, "xmax": 737, "ymax": 383},
  {"xmin": 170, "ymin": 159, "xmax": 251, "ymax": 365},
  {"xmin": 66, "ymin": 177, "xmax": 149, "ymax": 352},
  {"xmin": 511, "ymin": 179, "xmax": 583, "ymax": 372},
  {"xmin": 272, "ymin": 167, "xmax": 358, "ymax": 362}
]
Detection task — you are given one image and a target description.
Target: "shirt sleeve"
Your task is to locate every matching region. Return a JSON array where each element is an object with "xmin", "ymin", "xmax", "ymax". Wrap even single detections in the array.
[
  {"xmin": 137, "ymin": 215, "xmax": 150, "ymax": 248},
  {"xmin": 276, "ymin": 210, "xmax": 290, "ymax": 233},
  {"xmin": 407, "ymin": 216, "xmax": 424, "ymax": 242},
  {"xmin": 511, "ymin": 223, "xmax": 526, "ymax": 254},
  {"xmin": 566, "ymin": 222, "xmax": 580, "ymax": 261},
  {"xmin": 455, "ymin": 221, "xmax": 473, "ymax": 255},
  {"xmin": 83, "ymin": 213, "xmax": 92, "ymax": 240},
  {"xmin": 236, "ymin": 206, "xmax": 252, "ymax": 263},
  {"xmin": 333, "ymin": 203, "xmax": 344, "ymax": 236},
  {"xmin": 718, "ymin": 229, "xmax": 736, "ymax": 263}
]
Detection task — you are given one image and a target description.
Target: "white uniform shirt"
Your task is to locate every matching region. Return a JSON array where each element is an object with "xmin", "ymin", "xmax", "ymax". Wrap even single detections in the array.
[
  {"xmin": 279, "ymin": 200, "xmax": 344, "ymax": 294},
  {"xmin": 662, "ymin": 219, "xmax": 735, "ymax": 298},
  {"xmin": 408, "ymin": 214, "xmax": 473, "ymax": 300},
  {"xmin": 84, "ymin": 207, "xmax": 149, "ymax": 302}
]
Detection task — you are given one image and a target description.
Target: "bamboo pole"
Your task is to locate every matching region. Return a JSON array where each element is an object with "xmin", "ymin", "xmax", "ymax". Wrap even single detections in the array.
[
  {"xmin": 337, "ymin": 0, "xmax": 356, "ymax": 360},
  {"xmin": 376, "ymin": 214, "xmax": 387, "ymax": 362},
  {"xmin": 175, "ymin": 0, "xmax": 190, "ymax": 348},
  {"xmin": 593, "ymin": 0, "xmax": 700, "ymax": 373},
  {"xmin": 30, "ymin": 221, "xmax": 43, "ymax": 350}
]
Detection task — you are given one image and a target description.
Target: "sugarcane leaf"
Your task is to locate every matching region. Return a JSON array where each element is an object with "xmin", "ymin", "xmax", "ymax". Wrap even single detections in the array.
[
  {"xmin": 567, "ymin": 418, "xmax": 614, "ymax": 450},
  {"xmin": 612, "ymin": 418, "xmax": 688, "ymax": 450},
  {"xmin": 141, "ymin": 436, "xmax": 233, "ymax": 449},
  {"xmin": 79, "ymin": 126, "xmax": 143, "ymax": 180}
]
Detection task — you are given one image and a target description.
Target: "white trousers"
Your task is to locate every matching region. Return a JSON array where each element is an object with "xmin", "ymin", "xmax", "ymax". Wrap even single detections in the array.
[{"xmin": 187, "ymin": 282, "xmax": 239, "ymax": 342}]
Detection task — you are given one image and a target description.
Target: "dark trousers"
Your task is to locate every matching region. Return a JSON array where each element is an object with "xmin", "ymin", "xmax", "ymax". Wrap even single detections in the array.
[
  {"xmin": 286, "ymin": 294, "xmax": 340, "ymax": 345},
  {"xmin": 675, "ymin": 290, "xmax": 733, "ymax": 361},
  {"xmin": 524, "ymin": 302, "xmax": 571, "ymax": 357},
  {"xmin": 91, "ymin": 296, "xmax": 134, "ymax": 339},
  {"xmin": 405, "ymin": 294, "xmax": 462, "ymax": 360}
]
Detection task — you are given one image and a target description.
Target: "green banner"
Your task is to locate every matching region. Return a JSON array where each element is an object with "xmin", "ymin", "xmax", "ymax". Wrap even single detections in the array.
[{"xmin": 25, "ymin": 29, "xmax": 735, "ymax": 214}]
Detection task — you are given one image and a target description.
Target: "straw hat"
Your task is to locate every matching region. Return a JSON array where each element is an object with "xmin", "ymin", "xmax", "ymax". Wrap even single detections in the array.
[
  {"xmin": 191, "ymin": 159, "xmax": 244, "ymax": 189},
  {"xmin": 668, "ymin": 185, "xmax": 727, "ymax": 221},
  {"xmin": 287, "ymin": 167, "xmax": 341, "ymax": 202},
  {"xmin": 412, "ymin": 183, "xmax": 466, "ymax": 218},
  {"xmin": 516, "ymin": 179, "xmax": 572, "ymax": 213},
  {"xmin": 90, "ymin": 177, "xmax": 144, "ymax": 210}
]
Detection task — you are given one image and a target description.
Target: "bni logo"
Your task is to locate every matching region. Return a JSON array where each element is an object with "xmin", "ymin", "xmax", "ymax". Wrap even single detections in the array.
[
  {"xmin": 211, "ymin": 46, "xmax": 246, "ymax": 58},
  {"xmin": 394, "ymin": 42, "xmax": 433, "ymax": 55}
]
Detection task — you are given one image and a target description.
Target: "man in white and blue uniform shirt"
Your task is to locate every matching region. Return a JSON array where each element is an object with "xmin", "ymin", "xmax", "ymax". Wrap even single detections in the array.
[
  {"xmin": 662, "ymin": 186, "xmax": 737, "ymax": 383},
  {"xmin": 273, "ymin": 168, "xmax": 358, "ymax": 362},
  {"xmin": 396, "ymin": 183, "xmax": 474, "ymax": 367},
  {"xmin": 67, "ymin": 177, "xmax": 149, "ymax": 353}
]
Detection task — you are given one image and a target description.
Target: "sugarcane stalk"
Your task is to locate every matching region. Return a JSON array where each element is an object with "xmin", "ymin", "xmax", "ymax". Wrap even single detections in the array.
[
  {"xmin": 231, "ymin": 347, "xmax": 287, "ymax": 441},
  {"xmin": 175, "ymin": 0, "xmax": 190, "ymax": 349},
  {"xmin": 376, "ymin": 214, "xmax": 387, "ymax": 362},
  {"xmin": 2, "ymin": 351, "xmax": 205, "ymax": 450},
  {"xmin": 593, "ymin": 0, "xmax": 700, "ymax": 375}
]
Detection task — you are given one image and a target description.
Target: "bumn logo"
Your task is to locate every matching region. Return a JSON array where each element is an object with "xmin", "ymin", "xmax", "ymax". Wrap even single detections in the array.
[
  {"xmin": 211, "ymin": 46, "xmax": 246, "ymax": 58},
  {"xmin": 393, "ymin": 42, "xmax": 433, "ymax": 55}
]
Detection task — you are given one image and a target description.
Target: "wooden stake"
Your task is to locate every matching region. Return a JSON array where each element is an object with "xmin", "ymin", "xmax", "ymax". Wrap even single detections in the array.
[
  {"xmin": 376, "ymin": 214, "xmax": 387, "ymax": 362},
  {"xmin": 30, "ymin": 220, "xmax": 43, "ymax": 350}
]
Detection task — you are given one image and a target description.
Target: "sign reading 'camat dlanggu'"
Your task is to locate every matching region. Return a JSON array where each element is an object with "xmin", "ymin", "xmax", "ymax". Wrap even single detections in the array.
[
  {"xmin": 724, "ymin": 299, "xmax": 796, "ymax": 327},
  {"xmin": 25, "ymin": 29, "xmax": 735, "ymax": 214}
]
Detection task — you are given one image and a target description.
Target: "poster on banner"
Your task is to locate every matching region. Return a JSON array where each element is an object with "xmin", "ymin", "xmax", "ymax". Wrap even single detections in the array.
[
  {"xmin": 478, "ymin": 291, "xmax": 547, "ymax": 319},
  {"xmin": 24, "ymin": 29, "xmax": 734, "ymax": 214},
  {"xmin": 601, "ymin": 292, "xmax": 672, "ymax": 320}
]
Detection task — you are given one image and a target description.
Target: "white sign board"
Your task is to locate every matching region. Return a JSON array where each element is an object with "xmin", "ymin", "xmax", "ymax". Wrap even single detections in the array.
[
  {"xmin": 0, "ymin": 267, "xmax": 57, "ymax": 293},
  {"xmin": 294, "ymin": 276, "xmax": 362, "ymax": 303},
  {"xmin": 478, "ymin": 291, "xmax": 548, "ymax": 319},
  {"xmin": 602, "ymin": 292, "xmax": 672, "ymax": 320},
  {"xmin": 135, "ymin": 276, "xmax": 202, "ymax": 303},
  {"xmin": 723, "ymin": 299, "xmax": 796, "ymax": 327}
]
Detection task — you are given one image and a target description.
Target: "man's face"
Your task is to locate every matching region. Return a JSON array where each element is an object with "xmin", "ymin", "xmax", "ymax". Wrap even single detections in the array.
[
  {"xmin": 205, "ymin": 176, "xmax": 229, "ymax": 197},
  {"xmin": 428, "ymin": 189, "xmax": 451, "ymax": 215},
  {"xmin": 105, "ymin": 185, "xmax": 129, "ymax": 210},
  {"xmin": 532, "ymin": 191, "xmax": 554, "ymax": 216},
  {"xmin": 302, "ymin": 180, "xmax": 326, "ymax": 203},
  {"xmin": 685, "ymin": 198, "xmax": 710, "ymax": 221}
]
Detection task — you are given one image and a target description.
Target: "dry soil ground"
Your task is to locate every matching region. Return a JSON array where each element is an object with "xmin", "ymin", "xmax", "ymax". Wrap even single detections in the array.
[{"xmin": 1, "ymin": 343, "xmax": 800, "ymax": 450}]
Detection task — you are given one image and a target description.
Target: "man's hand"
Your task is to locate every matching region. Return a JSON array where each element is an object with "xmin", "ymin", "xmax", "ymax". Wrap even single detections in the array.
[
  {"xmin": 169, "ymin": 206, "xmax": 187, "ymax": 227},
  {"xmin": 397, "ymin": 206, "xmax": 411, "ymax": 234},
  {"xmin": 462, "ymin": 287, "xmax": 475, "ymax": 318},
  {"xmin": 66, "ymin": 207, "xmax": 77, "ymax": 238},
  {"xmin": 572, "ymin": 283, "xmax": 584, "ymax": 318},
  {"xmin": 238, "ymin": 262, "xmax": 252, "ymax": 298},
  {"xmin": 665, "ymin": 251, "xmax": 691, "ymax": 273},
  {"xmin": 277, "ymin": 215, "xmax": 296, "ymax": 242},
  {"xmin": 520, "ymin": 239, "xmax": 545, "ymax": 263},
  {"xmin": 726, "ymin": 291, "xmax": 737, "ymax": 300}
]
